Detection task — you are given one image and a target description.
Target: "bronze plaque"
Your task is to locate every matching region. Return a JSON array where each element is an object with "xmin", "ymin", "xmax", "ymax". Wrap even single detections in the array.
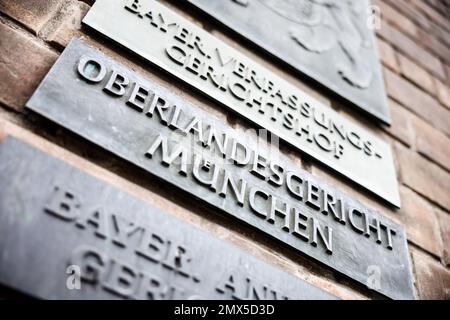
[
  {"xmin": 26, "ymin": 39, "xmax": 414, "ymax": 299},
  {"xmin": 0, "ymin": 137, "xmax": 337, "ymax": 300},
  {"xmin": 187, "ymin": 0, "xmax": 390, "ymax": 124},
  {"xmin": 82, "ymin": 0, "xmax": 400, "ymax": 207}
]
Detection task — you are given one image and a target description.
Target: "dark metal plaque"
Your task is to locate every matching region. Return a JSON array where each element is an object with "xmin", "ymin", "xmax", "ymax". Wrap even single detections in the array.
[
  {"xmin": 0, "ymin": 137, "xmax": 337, "ymax": 300},
  {"xmin": 26, "ymin": 39, "xmax": 414, "ymax": 299},
  {"xmin": 187, "ymin": 0, "xmax": 390, "ymax": 124},
  {"xmin": 82, "ymin": 0, "xmax": 401, "ymax": 207}
]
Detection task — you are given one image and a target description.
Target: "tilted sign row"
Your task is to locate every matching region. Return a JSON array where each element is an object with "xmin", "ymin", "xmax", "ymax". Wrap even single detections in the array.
[
  {"xmin": 0, "ymin": 137, "xmax": 337, "ymax": 300},
  {"xmin": 186, "ymin": 0, "xmax": 391, "ymax": 124},
  {"xmin": 82, "ymin": 0, "xmax": 400, "ymax": 207},
  {"xmin": 26, "ymin": 40, "xmax": 414, "ymax": 299}
]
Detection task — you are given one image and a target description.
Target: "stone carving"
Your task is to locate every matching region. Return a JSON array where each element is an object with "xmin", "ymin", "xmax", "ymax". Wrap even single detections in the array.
[
  {"xmin": 81, "ymin": 0, "xmax": 400, "ymax": 205},
  {"xmin": 25, "ymin": 39, "xmax": 413, "ymax": 299},
  {"xmin": 187, "ymin": 0, "xmax": 390, "ymax": 122},
  {"xmin": 249, "ymin": 0, "xmax": 373, "ymax": 89}
]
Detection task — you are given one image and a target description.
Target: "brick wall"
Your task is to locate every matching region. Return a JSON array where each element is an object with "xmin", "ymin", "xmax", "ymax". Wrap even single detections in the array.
[{"xmin": 0, "ymin": 0, "xmax": 448, "ymax": 300}]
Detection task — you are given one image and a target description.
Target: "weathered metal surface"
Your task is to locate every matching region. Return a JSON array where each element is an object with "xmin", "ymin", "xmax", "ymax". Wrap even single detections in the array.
[
  {"xmin": 26, "ymin": 39, "xmax": 414, "ymax": 299},
  {"xmin": 186, "ymin": 0, "xmax": 391, "ymax": 124},
  {"xmin": 82, "ymin": 0, "xmax": 400, "ymax": 207},
  {"xmin": 0, "ymin": 137, "xmax": 337, "ymax": 300}
]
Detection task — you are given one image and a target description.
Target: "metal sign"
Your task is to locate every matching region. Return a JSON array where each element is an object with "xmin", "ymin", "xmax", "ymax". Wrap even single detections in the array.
[
  {"xmin": 26, "ymin": 39, "xmax": 414, "ymax": 299},
  {"xmin": 82, "ymin": 0, "xmax": 400, "ymax": 207},
  {"xmin": 186, "ymin": 0, "xmax": 390, "ymax": 124},
  {"xmin": 0, "ymin": 137, "xmax": 337, "ymax": 300}
]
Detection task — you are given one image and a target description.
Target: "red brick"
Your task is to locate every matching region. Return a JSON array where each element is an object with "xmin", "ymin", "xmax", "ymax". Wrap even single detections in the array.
[
  {"xmin": 0, "ymin": 120, "xmax": 5, "ymax": 142},
  {"xmin": 0, "ymin": 0, "xmax": 62, "ymax": 34},
  {"xmin": 411, "ymin": 0, "xmax": 450, "ymax": 33},
  {"xmin": 413, "ymin": 117, "xmax": 450, "ymax": 172},
  {"xmin": 398, "ymin": 187, "xmax": 442, "ymax": 256},
  {"xmin": 447, "ymin": 64, "xmax": 450, "ymax": 87},
  {"xmin": 374, "ymin": 0, "xmax": 418, "ymax": 39},
  {"xmin": 382, "ymin": 99, "xmax": 415, "ymax": 146},
  {"xmin": 44, "ymin": 0, "xmax": 90, "ymax": 48},
  {"xmin": 416, "ymin": 27, "xmax": 450, "ymax": 64},
  {"xmin": 305, "ymin": 280, "xmax": 367, "ymax": 300},
  {"xmin": 395, "ymin": 143, "xmax": 450, "ymax": 210},
  {"xmin": 434, "ymin": 79, "xmax": 450, "ymax": 110},
  {"xmin": 0, "ymin": 23, "xmax": 58, "ymax": 111},
  {"xmin": 398, "ymin": 54, "xmax": 436, "ymax": 96},
  {"xmin": 378, "ymin": 21, "xmax": 446, "ymax": 79},
  {"xmin": 428, "ymin": 21, "xmax": 450, "ymax": 49},
  {"xmin": 382, "ymin": 0, "xmax": 431, "ymax": 30},
  {"xmin": 424, "ymin": 0, "xmax": 448, "ymax": 16},
  {"xmin": 377, "ymin": 38, "xmax": 399, "ymax": 72},
  {"xmin": 412, "ymin": 249, "xmax": 450, "ymax": 299},
  {"xmin": 380, "ymin": 0, "xmax": 450, "ymax": 59},
  {"xmin": 437, "ymin": 210, "xmax": 450, "ymax": 266},
  {"xmin": 384, "ymin": 67, "xmax": 450, "ymax": 136}
]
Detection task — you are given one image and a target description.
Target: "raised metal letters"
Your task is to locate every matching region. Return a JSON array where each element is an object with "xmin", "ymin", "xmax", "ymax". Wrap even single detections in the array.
[
  {"xmin": 186, "ymin": 0, "xmax": 390, "ymax": 124},
  {"xmin": 26, "ymin": 40, "xmax": 413, "ymax": 299},
  {"xmin": 0, "ymin": 137, "xmax": 337, "ymax": 300},
  {"xmin": 82, "ymin": 0, "xmax": 400, "ymax": 207}
]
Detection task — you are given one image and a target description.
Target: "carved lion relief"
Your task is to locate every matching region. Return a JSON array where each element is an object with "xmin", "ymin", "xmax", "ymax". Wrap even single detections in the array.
[
  {"xmin": 192, "ymin": 0, "xmax": 390, "ymax": 123},
  {"xmin": 243, "ymin": 0, "xmax": 373, "ymax": 89}
]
